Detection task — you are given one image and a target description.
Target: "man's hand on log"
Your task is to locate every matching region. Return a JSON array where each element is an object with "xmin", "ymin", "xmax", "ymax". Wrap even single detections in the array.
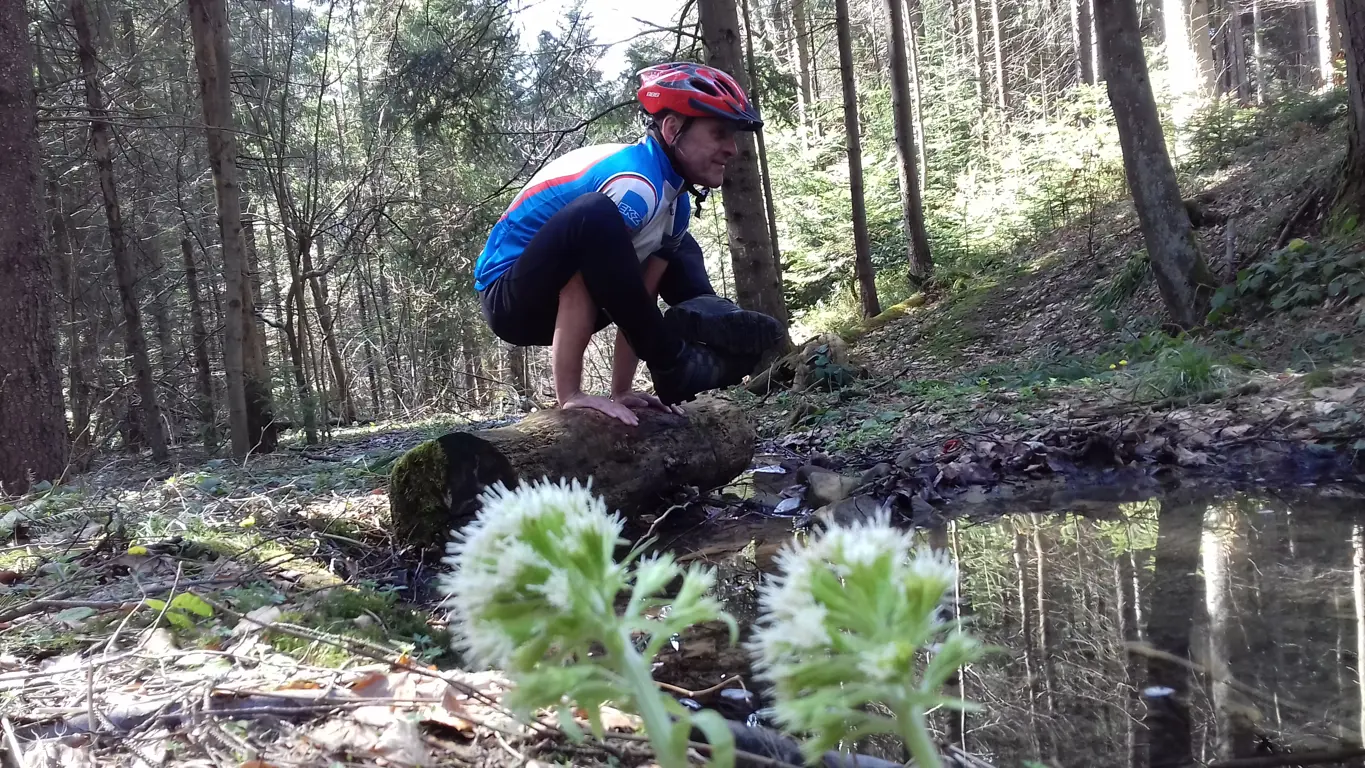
[
  {"xmin": 559, "ymin": 392, "xmax": 646, "ymax": 426},
  {"xmin": 612, "ymin": 390, "xmax": 685, "ymax": 418}
]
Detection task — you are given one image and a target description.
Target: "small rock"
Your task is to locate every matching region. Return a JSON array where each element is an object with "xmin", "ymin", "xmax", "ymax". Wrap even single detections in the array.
[
  {"xmin": 353, "ymin": 614, "xmax": 375, "ymax": 630},
  {"xmin": 815, "ymin": 495, "xmax": 884, "ymax": 526},
  {"xmin": 859, "ymin": 463, "xmax": 894, "ymax": 485},
  {"xmin": 800, "ymin": 466, "xmax": 863, "ymax": 507},
  {"xmin": 1176, "ymin": 446, "xmax": 1210, "ymax": 467},
  {"xmin": 895, "ymin": 449, "xmax": 919, "ymax": 471}
]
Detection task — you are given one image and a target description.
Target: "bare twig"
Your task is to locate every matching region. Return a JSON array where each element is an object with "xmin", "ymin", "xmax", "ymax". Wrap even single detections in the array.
[{"xmin": 1, "ymin": 716, "xmax": 26, "ymax": 768}]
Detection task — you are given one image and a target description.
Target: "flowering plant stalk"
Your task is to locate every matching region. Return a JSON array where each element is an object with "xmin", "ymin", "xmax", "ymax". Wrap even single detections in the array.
[
  {"xmin": 439, "ymin": 478, "xmax": 737, "ymax": 768},
  {"xmin": 748, "ymin": 512, "xmax": 983, "ymax": 768}
]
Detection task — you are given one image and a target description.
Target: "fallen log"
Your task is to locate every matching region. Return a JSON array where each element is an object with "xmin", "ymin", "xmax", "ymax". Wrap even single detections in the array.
[{"xmin": 387, "ymin": 397, "xmax": 755, "ymax": 549}]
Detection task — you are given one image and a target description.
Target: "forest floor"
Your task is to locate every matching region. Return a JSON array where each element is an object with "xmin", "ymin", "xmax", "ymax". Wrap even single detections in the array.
[{"xmin": 6, "ymin": 109, "xmax": 1365, "ymax": 767}]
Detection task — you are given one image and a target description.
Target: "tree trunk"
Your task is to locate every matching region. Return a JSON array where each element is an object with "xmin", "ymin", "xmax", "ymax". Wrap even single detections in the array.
[
  {"xmin": 1074, "ymin": 0, "xmax": 1096, "ymax": 83},
  {"xmin": 45, "ymin": 179, "xmax": 91, "ymax": 456},
  {"xmin": 1202, "ymin": 505, "xmax": 1256, "ymax": 760},
  {"xmin": 1190, "ymin": 0, "xmax": 1217, "ymax": 92},
  {"xmin": 907, "ymin": 0, "xmax": 927, "ymax": 189},
  {"xmin": 1145, "ymin": 500, "xmax": 1200, "ymax": 768},
  {"xmin": 1096, "ymin": 0, "xmax": 1216, "ymax": 328},
  {"xmin": 183, "ymin": 237, "xmax": 218, "ymax": 448},
  {"xmin": 0, "ymin": 0, "xmax": 69, "ymax": 494},
  {"xmin": 388, "ymin": 397, "xmax": 755, "ymax": 549},
  {"xmin": 308, "ymin": 241, "xmax": 357, "ymax": 425},
  {"xmin": 887, "ymin": 0, "xmax": 934, "ymax": 284},
  {"xmin": 970, "ymin": 0, "xmax": 987, "ymax": 105},
  {"xmin": 792, "ymin": 0, "xmax": 816, "ymax": 142},
  {"xmin": 1229, "ymin": 0, "xmax": 1251, "ymax": 103},
  {"xmin": 833, "ymin": 0, "xmax": 880, "ymax": 317},
  {"xmin": 1252, "ymin": 0, "xmax": 1267, "ymax": 103},
  {"xmin": 1319, "ymin": 0, "xmax": 1339, "ymax": 86},
  {"xmin": 187, "ymin": 0, "xmax": 266, "ymax": 457},
  {"xmin": 698, "ymin": 0, "xmax": 791, "ymax": 331},
  {"xmin": 357, "ymin": 276, "xmax": 382, "ymax": 417},
  {"xmin": 989, "ymin": 0, "xmax": 1009, "ymax": 110},
  {"xmin": 1297, "ymin": 1, "xmax": 1314, "ymax": 88},
  {"xmin": 72, "ymin": 0, "xmax": 167, "ymax": 462},
  {"xmin": 742, "ymin": 0, "xmax": 783, "ymax": 269},
  {"xmin": 1336, "ymin": 0, "xmax": 1365, "ymax": 220}
]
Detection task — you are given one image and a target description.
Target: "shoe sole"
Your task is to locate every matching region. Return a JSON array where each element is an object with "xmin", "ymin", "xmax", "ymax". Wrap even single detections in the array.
[{"xmin": 665, "ymin": 306, "xmax": 785, "ymax": 358}]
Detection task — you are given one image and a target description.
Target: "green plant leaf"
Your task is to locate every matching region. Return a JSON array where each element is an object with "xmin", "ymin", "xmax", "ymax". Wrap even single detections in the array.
[
  {"xmin": 144, "ymin": 598, "xmax": 168, "ymax": 613},
  {"xmin": 163, "ymin": 611, "xmax": 194, "ymax": 630},
  {"xmin": 170, "ymin": 593, "xmax": 214, "ymax": 618}
]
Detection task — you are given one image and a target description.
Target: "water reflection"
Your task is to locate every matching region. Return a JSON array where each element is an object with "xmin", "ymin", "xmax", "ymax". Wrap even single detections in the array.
[{"xmin": 675, "ymin": 487, "xmax": 1365, "ymax": 767}]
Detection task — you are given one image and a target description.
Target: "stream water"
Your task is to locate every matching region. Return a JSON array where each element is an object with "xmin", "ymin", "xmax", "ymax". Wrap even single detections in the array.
[{"xmin": 653, "ymin": 481, "xmax": 1365, "ymax": 768}]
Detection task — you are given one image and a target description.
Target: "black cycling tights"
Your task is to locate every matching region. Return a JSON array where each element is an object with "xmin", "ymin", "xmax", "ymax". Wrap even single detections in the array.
[{"xmin": 479, "ymin": 192, "xmax": 715, "ymax": 365}]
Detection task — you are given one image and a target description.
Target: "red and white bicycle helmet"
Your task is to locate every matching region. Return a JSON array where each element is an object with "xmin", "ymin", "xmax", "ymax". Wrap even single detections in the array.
[{"xmin": 637, "ymin": 62, "xmax": 763, "ymax": 131}]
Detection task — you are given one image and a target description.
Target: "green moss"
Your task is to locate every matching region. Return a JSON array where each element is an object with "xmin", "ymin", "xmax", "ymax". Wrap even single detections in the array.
[{"xmin": 387, "ymin": 439, "xmax": 451, "ymax": 549}]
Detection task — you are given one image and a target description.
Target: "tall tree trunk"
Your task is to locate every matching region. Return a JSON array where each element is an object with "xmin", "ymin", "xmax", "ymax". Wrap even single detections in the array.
[
  {"xmin": 72, "ymin": 0, "xmax": 167, "ymax": 462},
  {"xmin": 1252, "ymin": 0, "xmax": 1267, "ymax": 103},
  {"xmin": 1202, "ymin": 504, "xmax": 1256, "ymax": 760},
  {"xmin": 742, "ymin": 0, "xmax": 783, "ymax": 269},
  {"xmin": 357, "ymin": 276, "xmax": 382, "ymax": 417},
  {"xmin": 1074, "ymin": 0, "xmax": 1096, "ymax": 83},
  {"xmin": 45, "ymin": 179, "xmax": 91, "ymax": 456},
  {"xmin": 307, "ymin": 241, "xmax": 357, "ymax": 425},
  {"xmin": 376, "ymin": 255, "xmax": 405, "ymax": 410},
  {"xmin": 1096, "ymin": 0, "xmax": 1217, "ymax": 328},
  {"xmin": 1190, "ymin": 0, "xmax": 1218, "ymax": 92},
  {"xmin": 1297, "ymin": 1, "xmax": 1314, "ymax": 88},
  {"xmin": 833, "ymin": 0, "xmax": 880, "ymax": 317},
  {"xmin": 1145, "ymin": 500, "xmax": 1200, "ymax": 768},
  {"xmin": 188, "ymin": 0, "xmax": 274, "ymax": 456},
  {"xmin": 969, "ymin": 0, "xmax": 987, "ymax": 106},
  {"xmin": 285, "ymin": 241, "xmax": 319, "ymax": 444},
  {"xmin": 1335, "ymin": 0, "xmax": 1365, "ymax": 220},
  {"xmin": 1229, "ymin": 0, "xmax": 1251, "ymax": 102},
  {"xmin": 1319, "ymin": 0, "xmax": 1338, "ymax": 86},
  {"xmin": 0, "ymin": 0, "xmax": 69, "ymax": 493},
  {"xmin": 792, "ymin": 0, "xmax": 816, "ymax": 142},
  {"xmin": 698, "ymin": 0, "xmax": 791, "ymax": 331},
  {"xmin": 989, "ymin": 0, "xmax": 1009, "ymax": 110},
  {"xmin": 907, "ymin": 0, "xmax": 927, "ymax": 189},
  {"xmin": 886, "ymin": 0, "xmax": 934, "ymax": 283},
  {"xmin": 183, "ymin": 238, "xmax": 218, "ymax": 448}
]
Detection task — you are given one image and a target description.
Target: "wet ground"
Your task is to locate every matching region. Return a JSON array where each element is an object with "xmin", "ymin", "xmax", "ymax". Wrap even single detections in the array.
[{"xmin": 648, "ymin": 477, "xmax": 1365, "ymax": 768}]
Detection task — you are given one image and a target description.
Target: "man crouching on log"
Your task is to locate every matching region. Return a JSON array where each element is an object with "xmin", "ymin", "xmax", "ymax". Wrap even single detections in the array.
[{"xmin": 473, "ymin": 62, "xmax": 786, "ymax": 426}]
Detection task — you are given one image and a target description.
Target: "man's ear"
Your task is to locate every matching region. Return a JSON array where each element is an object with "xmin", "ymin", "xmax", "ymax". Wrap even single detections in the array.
[{"xmin": 660, "ymin": 113, "xmax": 684, "ymax": 145}]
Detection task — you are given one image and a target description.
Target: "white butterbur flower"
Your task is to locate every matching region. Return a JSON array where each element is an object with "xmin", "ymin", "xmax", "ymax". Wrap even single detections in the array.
[
  {"xmin": 438, "ymin": 478, "xmax": 625, "ymax": 670},
  {"xmin": 747, "ymin": 512, "xmax": 983, "ymax": 768},
  {"xmin": 436, "ymin": 478, "xmax": 734, "ymax": 768}
]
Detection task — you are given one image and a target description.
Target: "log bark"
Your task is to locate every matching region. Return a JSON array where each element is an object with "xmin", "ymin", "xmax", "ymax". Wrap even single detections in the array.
[{"xmin": 388, "ymin": 398, "xmax": 755, "ymax": 549}]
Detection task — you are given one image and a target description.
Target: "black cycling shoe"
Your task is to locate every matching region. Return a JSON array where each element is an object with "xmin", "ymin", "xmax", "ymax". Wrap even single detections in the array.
[
  {"xmin": 664, "ymin": 295, "xmax": 786, "ymax": 358},
  {"xmin": 649, "ymin": 341, "xmax": 734, "ymax": 406}
]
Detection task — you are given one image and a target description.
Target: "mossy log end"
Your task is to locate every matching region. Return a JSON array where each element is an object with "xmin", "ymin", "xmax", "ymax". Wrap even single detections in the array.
[{"xmin": 387, "ymin": 397, "xmax": 756, "ymax": 550}]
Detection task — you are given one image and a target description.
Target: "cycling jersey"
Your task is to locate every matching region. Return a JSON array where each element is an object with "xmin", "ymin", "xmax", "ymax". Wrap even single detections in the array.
[{"xmin": 474, "ymin": 134, "xmax": 692, "ymax": 292}]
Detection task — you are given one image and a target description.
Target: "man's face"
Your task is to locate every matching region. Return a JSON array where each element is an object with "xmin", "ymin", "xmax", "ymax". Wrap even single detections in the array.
[{"xmin": 663, "ymin": 115, "xmax": 739, "ymax": 188}]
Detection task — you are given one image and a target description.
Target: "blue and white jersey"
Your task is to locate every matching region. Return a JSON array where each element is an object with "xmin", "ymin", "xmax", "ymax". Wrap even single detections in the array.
[{"xmin": 474, "ymin": 135, "xmax": 692, "ymax": 292}]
